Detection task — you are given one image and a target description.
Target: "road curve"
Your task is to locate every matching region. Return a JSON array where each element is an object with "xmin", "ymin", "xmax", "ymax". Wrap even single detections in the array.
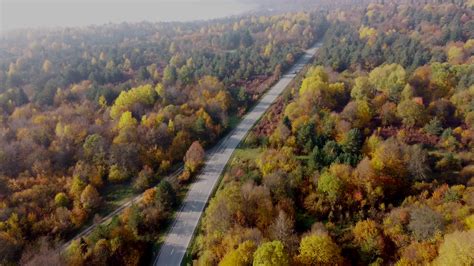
[{"xmin": 154, "ymin": 42, "xmax": 322, "ymax": 266}]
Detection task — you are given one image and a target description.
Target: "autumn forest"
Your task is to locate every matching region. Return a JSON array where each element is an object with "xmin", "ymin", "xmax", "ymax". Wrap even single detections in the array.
[{"xmin": 0, "ymin": 0, "xmax": 473, "ymax": 265}]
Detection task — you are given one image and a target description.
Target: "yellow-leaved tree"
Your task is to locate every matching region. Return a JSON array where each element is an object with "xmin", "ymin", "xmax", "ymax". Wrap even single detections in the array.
[
  {"xmin": 297, "ymin": 233, "xmax": 343, "ymax": 265},
  {"xmin": 434, "ymin": 230, "xmax": 474, "ymax": 266}
]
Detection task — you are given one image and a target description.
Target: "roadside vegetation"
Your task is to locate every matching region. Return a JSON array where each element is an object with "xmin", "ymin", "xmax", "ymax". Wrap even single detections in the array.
[
  {"xmin": 0, "ymin": 8, "xmax": 329, "ymax": 265},
  {"xmin": 192, "ymin": 1, "xmax": 474, "ymax": 265}
]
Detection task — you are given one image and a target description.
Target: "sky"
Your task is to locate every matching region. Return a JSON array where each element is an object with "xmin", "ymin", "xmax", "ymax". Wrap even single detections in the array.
[{"xmin": 0, "ymin": 0, "xmax": 256, "ymax": 33}]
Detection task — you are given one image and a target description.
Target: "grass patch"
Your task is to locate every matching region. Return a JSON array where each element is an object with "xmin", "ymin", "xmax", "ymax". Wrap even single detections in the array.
[
  {"xmin": 232, "ymin": 147, "xmax": 263, "ymax": 161},
  {"xmin": 98, "ymin": 183, "xmax": 134, "ymax": 214},
  {"xmin": 103, "ymin": 183, "xmax": 134, "ymax": 204}
]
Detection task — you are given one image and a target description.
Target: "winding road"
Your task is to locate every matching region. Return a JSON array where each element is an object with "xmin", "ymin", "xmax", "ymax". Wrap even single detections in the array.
[{"xmin": 154, "ymin": 42, "xmax": 322, "ymax": 266}]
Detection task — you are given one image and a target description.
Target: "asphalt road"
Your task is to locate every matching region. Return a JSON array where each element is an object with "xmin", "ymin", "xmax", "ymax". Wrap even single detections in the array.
[{"xmin": 154, "ymin": 42, "xmax": 322, "ymax": 266}]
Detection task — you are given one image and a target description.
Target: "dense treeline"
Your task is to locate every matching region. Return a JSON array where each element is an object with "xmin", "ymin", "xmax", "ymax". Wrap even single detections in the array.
[
  {"xmin": 316, "ymin": 2, "xmax": 473, "ymax": 71},
  {"xmin": 0, "ymin": 11, "xmax": 329, "ymax": 264},
  {"xmin": 193, "ymin": 1, "xmax": 474, "ymax": 265}
]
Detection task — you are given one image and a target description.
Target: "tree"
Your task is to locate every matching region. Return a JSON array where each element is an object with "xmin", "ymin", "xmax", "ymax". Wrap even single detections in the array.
[
  {"xmin": 70, "ymin": 175, "xmax": 87, "ymax": 199},
  {"xmin": 396, "ymin": 241, "xmax": 437, "ymax": 265},
  {"xmin": 108, "ymin": 164, "xmax": 129, "ymax": 183},
  {"xmin": 305, "ymin": 66, "xmax": 328, "ymax": 81},
  {"xmin": 317, "ymin": 170, "xmax": 344, "ymax": 205},
  {"xmin": 299, "ymin": 77, "xmax": 347, "ymax": 111},
  {"xmin": 369, "ymin": 64, "xmax": 406, "ymax": 101},
  {"xmin": 256, "ymin": 148, "xmax": 298, "ymax": 176},
  {"xmin": 117, "ymin": 111, "xmax": 138, "ymax": 130},
  {"xmin": 406, "ymin": 145, "xmax": 430, "ymax": 181},
  {"xmin": 91, "ymin": 239, "xmax": 110, "ymax": 265},
  {"xmin": 352, "ymin": 219, "xmax": 385, "ymax": 261},
  {"xmin": 202, "ymin": 182, "xmax": 241, "ymax": 236},
  {"xmin": 351, "ymin": 76, "xmax": 375, "ymax": 100},
  {"xmin": 133, "ymin": 166, "xmax": 153, "ymax": 192},
  {"xmin": 64, "ymin": 239, "xmax": 84, "ymax": 265},
  {"xmin": 408, "ymin": 206, "xmax": 444, "ymax": 241},
  {"xmin": 125, "ymin": 204, "xmax": 142, "ymax": 236},
  {"xmin": 268, "ymin": 211, "xmax": 298, "ymax": 252},
  {"xmin": 297, "ymin": 233, "xmax": 343, "ymax": 265},
  {"xmin": 397, "ymin": 99, "xmax": 426, "ymax": 128},
  {"xmin": 138, "ymin": 66, "xmax": 150, "ymax": 81},
  {"xmin": 341, "ymin": 128, "xmax": 362, "ymax": 155},
  {"xmin": 447, "ymin": 45, "xmax": 465, "ymax": 64},
  {"xmin": 434, "ymin": 230, "xmax": 474, "ymax": 266},
  {"xmin": 20, "ymin": 238, "xmax": 63, "ymax": 266},
  {"xmin": 83, "ymin": 134, "xmax": 107, "ymax": 165},
  {"xmin": 239, "ymin": 183, "xmax": 274, "ymax": 230},
  {"xmin": 401, "ymin": 84, "xmax": 414, "ymax": 101},
  {"xmin": 341, "ymin": 100, "xmax": 373, "ymax": 129},
  {"xmin": 371, "ymin": 138, "xmax": 407, "ymax": 179},
  {"xmin": 169, "ymin": 131, "xmax": 192, "ymax": 161},
  {"xmin": 163, "ymin": 65, "xmax": 177, "ymax": 85},
  {"xmin": 178, "ymin": 65, "xmax": 193, "ymax": 85},
  {"xmin": 184, "ymin": 141, "xmax": 205, "ymax": 173},
  {"xmin": 194, "ymin": 117, "xmax": 207, "ymax": 138},
  {"xmin": 321, "ymin": 141, "xmax": 341, "ymax": 166},
  {"xmin": 424, "ymin": 117, "xmax": 443, "ymax": 136},
  {"xmin": 0, "ymin": 231, "xmax": 22, "ymax": 265},
  {"xmin": 296, "ymin": 122, "xmax": 315, "ymax": 153},
  {"xmin": 54, "ymin": 192, "xmax": 69, "ymax": 207},
  {"xmin": 178, "ymin": 169, "xmax": 191, "ymax": 182},
  {"xmin": 308, "ymin": 146, "xmax": 324, "ymax": 171},
  {"xmin": 80, "ymin": 185, "xmax": 101, "ymax": 211},
  {"xmin": 42, "ymin": 60, "xmax": 53, "ymax": 74},
  {"xmin": 110, "ymin": 85, "xmax": 157, "ymax": 119},
  {"xmin": 240, "ymin": 30, "xmax": 253, "ymax": 48},
  {"xmin": 465, "ymin": 215, "xmax": 474, "ymax": 230},
  {"xmin": 237, "ymin": 87, "xmax": 248, "ymax": 104},
  {"xmin": 219, "ymin": 240, "xmax": 256, "ymax": 266},
  {"xmin": 379, "ymin": 102, "xmax": 398, "ymax": 126},
  {"xmin": 253, "ymin": 241, "xmax": 289, "ymax": 266},
  {"xmin": 155, "ymin": 180, "xmax": 176, "ymax": 210}
]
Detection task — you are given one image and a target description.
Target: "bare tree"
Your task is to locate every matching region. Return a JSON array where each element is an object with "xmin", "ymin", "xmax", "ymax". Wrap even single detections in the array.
[{"xmin": 20, "ymin": 238, "xmax": 63, "ymax": 266}]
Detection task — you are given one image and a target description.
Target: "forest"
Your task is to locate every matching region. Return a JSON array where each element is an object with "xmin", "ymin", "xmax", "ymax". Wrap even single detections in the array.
[
  {"xmin": 0, "ymin": 0, "xmax": 473, "ymax": 265},
  {"xmin": 191, "ymin": 1, "xmax": 474, "ymax": 266},
  {"xmin": 0, "ymin": 7, "xmax": 329, "ymax": 265}
]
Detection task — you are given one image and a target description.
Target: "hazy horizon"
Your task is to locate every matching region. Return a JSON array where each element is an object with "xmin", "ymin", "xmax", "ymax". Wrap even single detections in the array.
[{"xmin": 1, "ymin": 0, "xmax": 256, "ymax": 33}]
